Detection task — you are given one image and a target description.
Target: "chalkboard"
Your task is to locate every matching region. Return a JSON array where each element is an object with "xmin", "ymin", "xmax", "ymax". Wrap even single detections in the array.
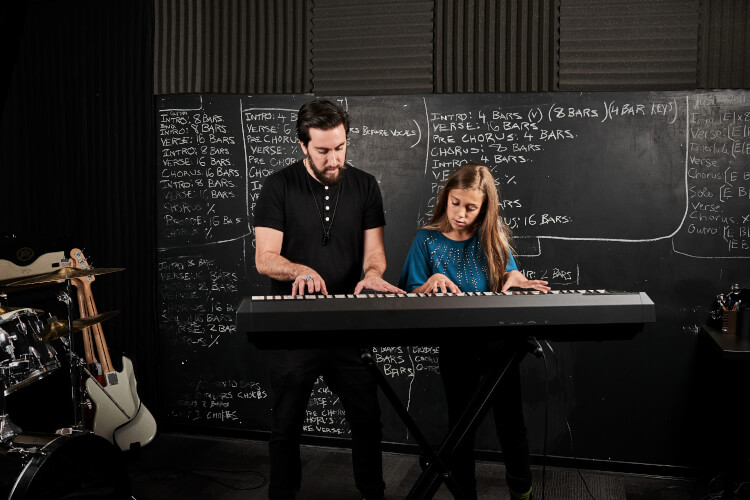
[{"xmin": 155, "ymin": 91, "xmax": 750, "ymax": 464}]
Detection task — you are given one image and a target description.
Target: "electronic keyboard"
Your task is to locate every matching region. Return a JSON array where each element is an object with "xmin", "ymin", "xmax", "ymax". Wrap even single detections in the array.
[{"xmin": 237, "ymin": 290, "xmax": 655, "ymax": 347}]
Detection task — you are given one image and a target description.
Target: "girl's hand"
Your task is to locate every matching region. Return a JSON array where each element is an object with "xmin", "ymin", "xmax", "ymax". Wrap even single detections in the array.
[
  {"xmin": 501, "ymin": 270, "xmax": 550, "ymax": 293},
  {"xmin": 417, "ymin": 273, "xmax": 461, "ymax": 294}
]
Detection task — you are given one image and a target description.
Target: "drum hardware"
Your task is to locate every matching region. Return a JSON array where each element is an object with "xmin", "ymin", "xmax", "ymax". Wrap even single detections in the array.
[
  {"xmin": 0, "ymin": 308, "xmax": 61, "ymax": 397},
  {"xmin": 54, "ymin": 425, "xmax": 91, "ymax": 437},
  {"xmin": 1, "ymin": 267, "xmax": 124, "ymax": 289},
  {"xmin": 6, "ymin": 444, "xmax": 44, "ymax": 455},
  {"xmin": 0, "ymin": 253, "xmax": 138, "ymax": 450},
  {"xmin": 0, "ymin": 376, "xmax": 23, "ymax": 443},
  {"xmin": 42, "ymin": 310, "xmax": 120, "ymax": 343},
  {"xmin": 0, "ymin": 306, "xmax": 45, "ymax": 315},
  {"xmin": 0, "ymin": 419, "xmax": 25, "ymax": 445},
  {"xmin": 0, "ymin": 432, "xmax": 132, "ymax": 499},
  {"xmin": 3, "ymin": 433, "xmax": 49, "ymax": 456}
]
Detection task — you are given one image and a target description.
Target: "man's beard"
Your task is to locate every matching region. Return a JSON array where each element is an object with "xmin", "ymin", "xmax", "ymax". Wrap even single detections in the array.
[{"xmin": 308, "ymin": 156, "xmax": 347, "ymax": 186}]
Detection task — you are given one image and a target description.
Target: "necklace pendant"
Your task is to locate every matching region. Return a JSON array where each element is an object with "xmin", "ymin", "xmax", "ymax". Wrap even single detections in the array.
[{"xmin": 322, "ymin": 234, "xmax": 329, "ymax": 246}]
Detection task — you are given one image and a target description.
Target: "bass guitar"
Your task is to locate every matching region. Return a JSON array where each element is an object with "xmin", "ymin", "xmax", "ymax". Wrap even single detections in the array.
[
  {"xmin": 70, "ymin": 271, "xmax": 103, "ymax": 428},
  {"xmin": 70, "ymin": 248, "xmax": 156, "ymax": 451}
]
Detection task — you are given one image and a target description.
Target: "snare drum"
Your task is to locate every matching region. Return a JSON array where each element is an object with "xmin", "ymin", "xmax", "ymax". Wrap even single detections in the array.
[
  {"xmin": 0, "ymin": 432, "xmax": 131, "ymax": 499},
  {"xmin": 0, "ymin": 309, "xmax": 60, "ymax": 395}
]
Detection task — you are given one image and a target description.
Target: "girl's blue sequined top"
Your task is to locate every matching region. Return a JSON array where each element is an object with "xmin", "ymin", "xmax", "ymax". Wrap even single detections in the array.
[{"xmin": 398, "ymin": 228, "xmax": 517, "ymax": 293}]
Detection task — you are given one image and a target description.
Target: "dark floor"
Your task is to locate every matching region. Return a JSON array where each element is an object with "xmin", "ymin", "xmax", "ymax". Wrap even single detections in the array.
[{"xmin": 122, "ymin": 433, "xmax": 745, "ymax": 500}]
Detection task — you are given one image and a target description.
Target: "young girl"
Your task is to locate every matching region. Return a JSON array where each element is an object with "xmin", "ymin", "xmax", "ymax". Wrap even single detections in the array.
[{"xmin": 399, "ymin": 162, "xmax": 549, "ymax": 500}]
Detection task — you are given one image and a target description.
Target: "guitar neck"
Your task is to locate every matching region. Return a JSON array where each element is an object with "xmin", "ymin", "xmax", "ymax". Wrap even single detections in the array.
[
  {"xmin": 69, "ymin": 248, "xmax": 119, "ymax": 385},
  {"xmin": 79, "ymin": 279, "xmax": 116, "ymax": 379},
  {"xmin": 72, "ymin": 281, "xmax": 100, "ymax": 369}
]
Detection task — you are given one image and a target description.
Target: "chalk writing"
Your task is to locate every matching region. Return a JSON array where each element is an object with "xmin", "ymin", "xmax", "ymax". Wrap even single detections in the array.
[
  {"xmin": 167, "ymin": 377, "xmax": 268, "ymax": 424},
  {"xmin": 675, "ymin": 92, "xmax": 750, "ymax": 257},
  {"xmin": 155, "ymin": 91, "xmax": 750, "ymax": 444},
  {"xmin": 158, "ymin": 254, "xmax": 240, "ymax": 348},
  {"xmin": 303, "ymin": 377, "xmax": 350, "ymax": 435},
  {"xmin": 159, "ymin": 103, "xmax": 243, "ymax": 245}
]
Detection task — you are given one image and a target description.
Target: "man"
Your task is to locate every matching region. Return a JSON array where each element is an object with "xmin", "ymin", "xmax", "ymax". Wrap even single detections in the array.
[{"xmin": 253, "ymin": 99, "xmax": 404, "ymax": 499}]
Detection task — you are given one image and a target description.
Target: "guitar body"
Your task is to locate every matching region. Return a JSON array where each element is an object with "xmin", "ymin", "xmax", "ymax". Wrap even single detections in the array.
[
  {"xmin": 70, "ymin": 248, "xmax": 156, "ymax": 451},
  {"xmin": 85, "ymin": 355, "xmax": 157, "ymax": 451}
]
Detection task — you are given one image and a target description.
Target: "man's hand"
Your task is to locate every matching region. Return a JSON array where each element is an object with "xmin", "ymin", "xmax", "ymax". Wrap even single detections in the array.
[
  {"xmin": 355, "ymin": 227, "xmax": 405, "ymax": 294},
  {"xmin": 292, "ymin": 269, "xmax": 328, "ymax": 297},
  {"xmin": 255, "ymin": 227, "xmax": 329, "ymax": 296}
]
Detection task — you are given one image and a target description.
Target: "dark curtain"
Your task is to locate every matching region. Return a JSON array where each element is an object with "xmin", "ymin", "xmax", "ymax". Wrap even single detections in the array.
[{"xmin": 0, "ymin": 0, "xmax": 159, "ymax": 427}]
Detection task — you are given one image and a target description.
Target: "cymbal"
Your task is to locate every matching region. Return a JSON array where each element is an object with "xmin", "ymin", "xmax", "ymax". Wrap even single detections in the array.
[
  {"xmin": 43, "ymin": 310, "xmax": 120, "ymax": 343},
  {"xmin": 3, "ymin": 267, "xmax": 125, "ymax": 288},
  {"xmin": 0, "ymin": 305, "xmax": 45, "ymax": 315}
]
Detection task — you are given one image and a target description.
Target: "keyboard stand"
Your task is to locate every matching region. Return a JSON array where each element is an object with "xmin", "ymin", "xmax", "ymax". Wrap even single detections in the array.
[
  {"xmin": 361, "ymin": 349, "xmax": 465, "ymax": 498},
  {"xmin": 361, "ymin": 334, "xmax": 541, "ymax": 500}
]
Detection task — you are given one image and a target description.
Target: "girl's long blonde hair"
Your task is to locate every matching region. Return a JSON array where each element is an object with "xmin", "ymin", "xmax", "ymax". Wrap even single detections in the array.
[{"xmin": 424, "ymin": 162, "xmax": 514, "ymax": 292}]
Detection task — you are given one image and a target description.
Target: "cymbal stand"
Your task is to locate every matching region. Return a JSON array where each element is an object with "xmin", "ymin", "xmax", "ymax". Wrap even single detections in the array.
[
  {"xmin": 56, "ymin": 283, "xmax": 84, "ymax": 434},
  {"xmin": 0, "ymin": 373, "xmax": 23, "ymax": 443}
]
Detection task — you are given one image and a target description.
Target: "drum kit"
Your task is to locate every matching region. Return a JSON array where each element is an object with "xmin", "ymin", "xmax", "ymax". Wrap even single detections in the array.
[{"xmin": 0, "ymin": 265, "xmax": 131, "ymax": 499}]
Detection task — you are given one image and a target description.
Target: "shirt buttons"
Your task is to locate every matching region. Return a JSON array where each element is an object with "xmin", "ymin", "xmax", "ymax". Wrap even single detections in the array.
[
  {"xmin": 325, "ymin": 206, "xmax": 330, "ymax": 210},
  {"xmin": 325, "ymin": 217, "xmax": 330, "ymax": 222}
]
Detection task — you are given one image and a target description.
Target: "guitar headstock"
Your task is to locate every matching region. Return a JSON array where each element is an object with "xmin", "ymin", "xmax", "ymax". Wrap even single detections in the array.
[{"xmin": 70, "ymin": 248, "xmax": 95, "ymax": 283}]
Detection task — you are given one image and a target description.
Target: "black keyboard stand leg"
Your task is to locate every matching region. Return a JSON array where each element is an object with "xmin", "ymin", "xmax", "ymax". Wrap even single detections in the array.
[
  {"xmin": 359, "ymin": 349, "xmax": 464, "ymax": 499},
  {"xmin": 406, "ymin": 337, "xmax": 536, "ymax": 500}
]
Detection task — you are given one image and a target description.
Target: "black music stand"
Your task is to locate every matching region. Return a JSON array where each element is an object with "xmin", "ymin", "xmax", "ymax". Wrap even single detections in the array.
[{"xmin": 362, "ymin": 335, "xmax": 540, "ymax": 500}]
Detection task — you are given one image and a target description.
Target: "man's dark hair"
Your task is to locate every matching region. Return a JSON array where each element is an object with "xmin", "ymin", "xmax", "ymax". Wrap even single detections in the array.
[{"xmin": 296, "ymin": 99, "xmax": 350, "ymax": 146}]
